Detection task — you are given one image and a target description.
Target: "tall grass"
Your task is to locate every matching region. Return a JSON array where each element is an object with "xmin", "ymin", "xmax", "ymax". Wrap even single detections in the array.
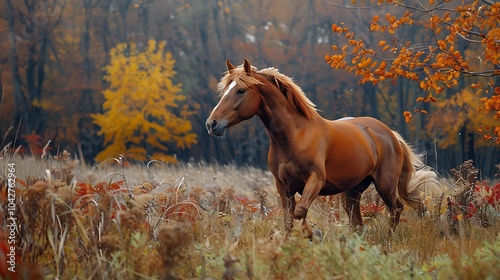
[{"xmin": 0, "ymin": 153, "xmax": 499, "ymax": 279}]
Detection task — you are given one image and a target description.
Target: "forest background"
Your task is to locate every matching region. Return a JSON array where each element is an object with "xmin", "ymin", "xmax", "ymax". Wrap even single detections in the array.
[{"xmin": 1, "ymin": 0, "xmax": 499, "ymax": 176}]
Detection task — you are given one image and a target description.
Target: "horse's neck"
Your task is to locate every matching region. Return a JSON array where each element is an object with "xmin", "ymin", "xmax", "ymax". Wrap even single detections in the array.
[{"xmin": 257, "ymin": 94, "xmax": 314, "ymax": 149}]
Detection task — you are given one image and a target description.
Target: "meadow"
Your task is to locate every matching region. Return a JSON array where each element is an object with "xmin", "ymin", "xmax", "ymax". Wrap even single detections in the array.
[{"xmin": 1, "ymin": 151, "xmax": 499, "ymax": 279}]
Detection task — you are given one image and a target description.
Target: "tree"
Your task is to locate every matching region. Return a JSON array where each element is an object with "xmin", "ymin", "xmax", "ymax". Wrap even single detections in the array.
[
  {"xmin": 325, "ymin": 0, "xmax": 500, "ymax": 141},
  {"xmin": 4, "ymin": 0, "xmax": 67, "ymax": 135},
  {"xmin": 427, "ymin": 88, "xmax": 497, "ymax": 164},
  {"xmin": 92, "ymin": 39, "xmax": 197, "ymax": 162}
]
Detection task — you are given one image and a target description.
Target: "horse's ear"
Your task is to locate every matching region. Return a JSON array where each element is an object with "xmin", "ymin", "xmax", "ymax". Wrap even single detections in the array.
[
  {"xmin": 226, "ymin": 59, "xmax": 235, "ymax": 72},
  {"xmin": 243, "ymin": 58, "xmax": 252, "ymax": 74}
]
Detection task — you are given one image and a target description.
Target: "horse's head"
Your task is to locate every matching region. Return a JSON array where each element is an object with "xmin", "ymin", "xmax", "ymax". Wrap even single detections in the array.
[{"xmin": 206, "ymin": 59, "xmax": 262, "ymax": 137}]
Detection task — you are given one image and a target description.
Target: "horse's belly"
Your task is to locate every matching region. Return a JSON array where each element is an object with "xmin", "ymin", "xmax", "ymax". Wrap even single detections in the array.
[{"xmin": 318, "ymin": 181, "xmax": 345, "ymax": 195}]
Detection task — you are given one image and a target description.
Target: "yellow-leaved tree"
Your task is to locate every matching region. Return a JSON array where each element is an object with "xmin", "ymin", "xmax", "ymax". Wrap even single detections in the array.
[{"xmin": 92, "ymin": 39, "xmax": 197, "ymax": 162}]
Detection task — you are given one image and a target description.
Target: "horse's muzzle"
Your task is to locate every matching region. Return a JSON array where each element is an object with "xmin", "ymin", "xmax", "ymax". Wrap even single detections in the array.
[{"xmin": 206, "ymin": 119, "xmax": 227, "ymax": 138}]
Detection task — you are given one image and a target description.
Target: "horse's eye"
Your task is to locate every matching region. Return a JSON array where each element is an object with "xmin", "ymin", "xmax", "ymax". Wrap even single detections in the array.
[{"xmin": 237, "ymin": 88, "xmax": 246, "ymax": 94}]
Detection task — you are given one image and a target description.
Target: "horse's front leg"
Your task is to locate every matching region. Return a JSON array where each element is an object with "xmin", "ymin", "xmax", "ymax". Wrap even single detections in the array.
[
  {"xmin": 294, "ymin": 171, "xmax": 324, "ymax": 238},
  {"xmin": 275, "ymin": 179, "xmax": 295, "ymax": 235}
]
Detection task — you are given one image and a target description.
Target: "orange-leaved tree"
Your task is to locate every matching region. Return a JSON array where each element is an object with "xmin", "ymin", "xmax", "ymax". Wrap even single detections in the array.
[
  {"xmin": 92, "ymin": 39, "xmax": 197, "ymax": 162},
  {"xmin": 427, "ymin": 88, "xmax": 497, "ymax": 148},
  {"xmin": 325, "ymin": 0, "xmax": 500, "ymax": 141}
]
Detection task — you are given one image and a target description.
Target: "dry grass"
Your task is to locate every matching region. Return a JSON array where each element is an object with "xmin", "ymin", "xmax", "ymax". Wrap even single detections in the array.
[{"xmin": 1, "ymin": 153, "xmax": 499, "ymax": 279}]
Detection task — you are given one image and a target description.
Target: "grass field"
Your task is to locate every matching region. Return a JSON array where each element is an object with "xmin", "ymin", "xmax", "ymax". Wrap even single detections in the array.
[{"xmin": 1, "ymin": 152, "xmax": 499, "ymax": 279}]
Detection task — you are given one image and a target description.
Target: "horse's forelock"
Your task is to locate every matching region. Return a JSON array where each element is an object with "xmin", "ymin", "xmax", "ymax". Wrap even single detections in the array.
[{"xmin": 217, "ymin": 66, "xmax": 261, "ymax": 95}]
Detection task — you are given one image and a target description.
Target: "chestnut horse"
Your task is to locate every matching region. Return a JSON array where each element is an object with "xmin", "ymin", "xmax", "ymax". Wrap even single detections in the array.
[{"xmin": 206, "ymin": 59, "xmax": 428, "ymax": 238}]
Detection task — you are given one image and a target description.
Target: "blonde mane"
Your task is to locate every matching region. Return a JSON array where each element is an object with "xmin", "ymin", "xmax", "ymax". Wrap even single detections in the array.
[{"xmin": 217, "ymin": 64, "xmax": 317, "ymax": 120}]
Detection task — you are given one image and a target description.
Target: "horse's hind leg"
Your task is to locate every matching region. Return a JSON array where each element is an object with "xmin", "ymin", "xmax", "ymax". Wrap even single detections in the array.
[
  {"xmin": 373, "ymin": 174, "xmax": 404, "ymax": 231},
  {"xmin": 343, "ymin": 177, "xmax": 372, "ymax": 230}
]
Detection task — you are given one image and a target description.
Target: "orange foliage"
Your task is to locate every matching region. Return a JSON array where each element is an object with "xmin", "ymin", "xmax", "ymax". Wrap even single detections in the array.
[
  {"xmin": 481, "ymin": 87, "xmax": 500, "ymax": 142},
  {"xmin": 326, "ymin": 0, "xmax": 500, "ymax": 138}
]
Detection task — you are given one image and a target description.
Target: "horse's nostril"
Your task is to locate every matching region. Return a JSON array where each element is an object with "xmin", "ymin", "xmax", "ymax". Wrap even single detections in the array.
[{"xmin": 211, "ymin": 120, "xmax": 218, "ymax": 129}]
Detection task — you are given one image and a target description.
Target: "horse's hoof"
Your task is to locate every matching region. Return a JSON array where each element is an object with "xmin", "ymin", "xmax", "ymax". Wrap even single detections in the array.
[
  {"xmin": 311, "ymin": 229, "xmax": 323, "ymax": 243},
  {"xmin": 353, "ymin": 224, "xmax": 364, "ymax": 234}
]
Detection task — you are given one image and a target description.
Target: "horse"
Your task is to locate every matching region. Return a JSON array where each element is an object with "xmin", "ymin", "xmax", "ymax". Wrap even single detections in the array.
[{"xmin": 206, "ymin": 58, "xmax": 432, "ymax": 238}]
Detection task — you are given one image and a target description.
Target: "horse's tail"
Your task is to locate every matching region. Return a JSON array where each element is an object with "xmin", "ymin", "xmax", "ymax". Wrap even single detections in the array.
[{"xmin": 393, "ymin": 131, "xmax": 439, "ymax": 213}]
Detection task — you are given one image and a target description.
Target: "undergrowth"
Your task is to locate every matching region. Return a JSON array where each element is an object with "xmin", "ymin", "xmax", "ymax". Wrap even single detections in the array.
[{"xmin": 0, "ymin": 153, "xmax": 499, "ymax": 279}]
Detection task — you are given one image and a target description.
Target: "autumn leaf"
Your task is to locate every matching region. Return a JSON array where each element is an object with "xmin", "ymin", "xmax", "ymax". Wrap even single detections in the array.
[{"xmin": 403, "ymin": 111, "xmax": 412, "ymax": 122}]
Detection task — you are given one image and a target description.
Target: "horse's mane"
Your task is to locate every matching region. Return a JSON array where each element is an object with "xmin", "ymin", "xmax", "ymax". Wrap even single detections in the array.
[{"xmin": 217, "ymin": 65, "xmax": 317, "ymax": 120}]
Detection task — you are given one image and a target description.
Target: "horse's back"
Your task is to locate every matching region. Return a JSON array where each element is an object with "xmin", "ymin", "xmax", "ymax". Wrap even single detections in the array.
[
  {"xmin": 332, "ymin": 116, "xmax": 398, "ymax": 146},
  {"xmin": 333, "ymin": 116, "xmax": 391, "ymax": 131}
]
